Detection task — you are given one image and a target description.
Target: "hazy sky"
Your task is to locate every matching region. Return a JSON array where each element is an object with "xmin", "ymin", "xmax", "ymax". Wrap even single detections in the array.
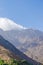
[{"xmin": 0, "ymin": 0, "xmax": 43, "ymax": 31}]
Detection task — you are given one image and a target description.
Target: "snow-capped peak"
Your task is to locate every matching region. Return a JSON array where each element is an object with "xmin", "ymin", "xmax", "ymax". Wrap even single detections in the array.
[{"xmin": 0, "ymin": 18, "xmax": 26, "ymax": 31}]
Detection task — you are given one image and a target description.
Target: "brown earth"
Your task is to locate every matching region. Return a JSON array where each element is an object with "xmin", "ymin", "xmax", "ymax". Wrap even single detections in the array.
[{"xmin": 0, "ymin": 45, "xmax": 21, "ymax": 63}]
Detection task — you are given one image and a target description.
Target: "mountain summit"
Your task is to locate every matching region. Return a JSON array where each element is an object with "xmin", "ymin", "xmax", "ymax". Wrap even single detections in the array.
[{"xmin": 0, "ymin": 18, "xmax": 26, "ymax": 31}]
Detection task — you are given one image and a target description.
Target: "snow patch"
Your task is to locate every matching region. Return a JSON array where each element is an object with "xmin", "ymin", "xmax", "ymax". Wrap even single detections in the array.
[{"xmin": 0, "ymin": 18, "xmax": 26, "ymax": 31}]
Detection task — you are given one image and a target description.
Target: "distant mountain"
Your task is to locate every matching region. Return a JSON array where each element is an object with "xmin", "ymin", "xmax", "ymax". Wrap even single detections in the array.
[{"xmin": 0, "ymin": 18, "xmax": 43, "ymax": 64}]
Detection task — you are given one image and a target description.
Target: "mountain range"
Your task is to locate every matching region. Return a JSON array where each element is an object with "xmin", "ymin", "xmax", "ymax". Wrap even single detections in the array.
[{"xmin": 0, "ymin": 18, "xmax": 43, "ymax": 64}]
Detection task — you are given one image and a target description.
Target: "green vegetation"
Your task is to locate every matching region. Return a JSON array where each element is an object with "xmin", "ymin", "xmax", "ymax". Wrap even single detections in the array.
[{"xmin": 0, "ymin": 58, "xmax": 33, "ymax": 65}]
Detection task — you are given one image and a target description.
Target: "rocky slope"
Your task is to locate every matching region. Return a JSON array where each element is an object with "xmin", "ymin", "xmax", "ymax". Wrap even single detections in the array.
[{"xmin": 0, "ymin": 35, "xmax": 41, "ymax": 65}]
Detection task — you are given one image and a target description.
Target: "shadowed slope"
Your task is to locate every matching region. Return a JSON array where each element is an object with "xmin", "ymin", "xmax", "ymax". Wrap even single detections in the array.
[{"xmin": 0, "ymin": 35, "xmax": 41, "ymax": 65}]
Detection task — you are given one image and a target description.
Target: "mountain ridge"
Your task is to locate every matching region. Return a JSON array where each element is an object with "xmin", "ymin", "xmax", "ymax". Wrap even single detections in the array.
[{"xmin": 0, "ymin": 18, "xmax": 43, "ymax": 64}]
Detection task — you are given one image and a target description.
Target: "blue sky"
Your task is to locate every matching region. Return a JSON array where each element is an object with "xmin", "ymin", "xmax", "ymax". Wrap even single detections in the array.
[{"xmin": 0, "ymin": 0, "xmax": 43, "ymax": 31}]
